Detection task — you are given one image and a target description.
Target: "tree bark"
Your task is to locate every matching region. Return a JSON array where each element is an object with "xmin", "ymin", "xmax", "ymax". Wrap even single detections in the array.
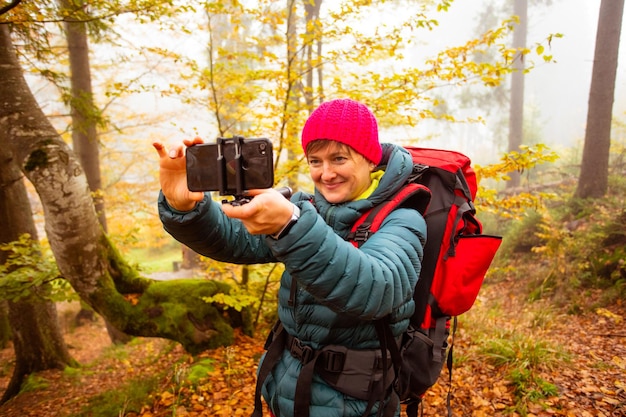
[
  {"xmin": 0, "ymin": 302, "xmax": 9, "ymax": 349},
  {"xmin": 302, "ymin": 0, "xmax": 323, "ymax": 106},
  {"xmin": 0, "ymin": 128, "xmax": 76, "ymax": 404},
  {"xmin": 507, "ymin": 0, "xmax": 527, "ymax": 189},
  {"xmin": 0, "ymin": 24, "xmax": 250, "ymax": 357},
  {"xmin": 181, "ymin": 245, "xmax": 202, "ymax": 270},
  {"xmin": 575, "ymin": 0, "xmax": 624, "ymax": 198},
  {"xmin": 1, "ymin": 298, "xmax": 77, "ymax": 404},
  {"xmin": 62, "ymin": 0, "xmax": 107, "ymax": 231},
  {"xmin": 62, "ymin": 0, "xmax": 135, "ymax": 345}
]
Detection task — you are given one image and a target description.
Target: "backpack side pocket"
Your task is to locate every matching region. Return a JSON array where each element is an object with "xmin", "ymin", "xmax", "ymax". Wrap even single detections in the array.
[{"xmin": 395, "ymin": 325, "xmax": 449, "ymax": 401}]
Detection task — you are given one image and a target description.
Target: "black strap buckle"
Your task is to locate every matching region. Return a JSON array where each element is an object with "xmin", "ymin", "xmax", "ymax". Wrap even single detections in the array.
[
  {"xmin": 353, "ymin": 224, "xmax": 371, "ymax": 244},
  {"xmin": 289, "ymin": 336, "xmax": 315, "ymax": 364},
  {"xmin": 321, "ymin": 350, "xmax": 345, "ymax": 373}
]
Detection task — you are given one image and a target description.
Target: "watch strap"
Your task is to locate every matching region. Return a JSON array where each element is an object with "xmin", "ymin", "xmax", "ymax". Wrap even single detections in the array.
[{"xmin": 270, "ymin": 204, "xmax": 300, "ymax": 240}]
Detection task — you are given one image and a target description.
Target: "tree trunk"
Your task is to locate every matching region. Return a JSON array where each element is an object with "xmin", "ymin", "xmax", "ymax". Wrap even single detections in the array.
[
  {"xmin": 1, "ymin": 298, "xmax": 77, "ymax": 404},
  {"xmin": 0, "ymin": 24, "xmax": 250, "ymax": 356},
  {"xmin": 62, "ymin": 0, "xmax": 107, "ymax": 231},
  {"xmin": 62, "ymin": 0, "xmax": 134, "ymax": 344},
  {"xmin": 575, "ymin": 0, "xmax": 624, "ymax": 199},
  {"xmin": 0, "ymin": 136, "xmax": 76, "ymax": 404},
  {"xmin": 507, "ymin": 0, "xmax": 527, "ymax": 189},
  {"xmin": 287, "ymin": 0, "xmax": 300, "ymax": 192},
  {"xmin": 302, "ymin": 0, "xmax": 323, "ymax": 106},
  {"xmin": 181, "ymin": 245, "xmax": 202, "ymax": 270},
  {"xmin": 298, "ymin": 0, "xmax": 323, "ymax": 192},
  {"xmin": 0, "ymin": 302, "xmax": 9, "ymax": 349}
]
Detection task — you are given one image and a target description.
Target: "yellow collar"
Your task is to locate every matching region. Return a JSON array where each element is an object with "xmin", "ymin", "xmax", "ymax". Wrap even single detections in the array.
[{"xmin": 356, "ymin": 170, "xmax": 385, "ymax": 200}]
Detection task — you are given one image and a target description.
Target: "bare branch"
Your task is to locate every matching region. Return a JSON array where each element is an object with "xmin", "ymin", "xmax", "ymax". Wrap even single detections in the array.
[{"xmin": 0, "ymin": 0, "xmax": 21, "ymax": 17}]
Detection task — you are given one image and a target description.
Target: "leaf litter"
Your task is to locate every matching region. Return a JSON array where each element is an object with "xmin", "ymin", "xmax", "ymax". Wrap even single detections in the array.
[{"xmin": 0, "ymin": 280, "xmax": 624, "ymax": 417}]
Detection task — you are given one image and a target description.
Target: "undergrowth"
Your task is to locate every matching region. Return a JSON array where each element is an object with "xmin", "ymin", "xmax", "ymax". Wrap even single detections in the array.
[
  {"xmin": 462, "ymin": 296, "xmax": 570, "ymax": 416},
  {"xmin": 73, "ymin": 374, "xmax": 162, "ymax": 417},
  {"xmin": 72, "ymin": 340, "xmax": 181, "ymax": 417},
  {"xmin": 469, "ymin": 170, "xmax": 625, "ymax": 415},
  {"xmin": 490, "ymin": 172, "xmax": 626, "ymax": 310}
]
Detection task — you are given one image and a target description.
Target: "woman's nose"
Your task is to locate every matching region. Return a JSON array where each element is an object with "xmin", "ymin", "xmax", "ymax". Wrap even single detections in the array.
[{"xmin": 320, "ymin": 162, "xmax": 336, "ymax": 180}]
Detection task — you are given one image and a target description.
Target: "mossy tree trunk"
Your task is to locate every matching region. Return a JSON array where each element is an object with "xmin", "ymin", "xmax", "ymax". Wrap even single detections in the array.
[{"xmin": 0, "ymin": 23, "xmax": 249, "ymax": 356}]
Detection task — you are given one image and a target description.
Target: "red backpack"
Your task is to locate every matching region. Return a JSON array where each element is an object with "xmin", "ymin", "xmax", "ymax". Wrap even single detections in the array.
[{"xmin": 349, "ymin": 146, "xmax": 503, "ymax": 417}]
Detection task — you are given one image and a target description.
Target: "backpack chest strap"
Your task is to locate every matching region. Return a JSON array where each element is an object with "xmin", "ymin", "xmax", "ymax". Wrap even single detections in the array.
[{"xmin": 349, "ymin": 183, "xmax": 431, "ymax": 247}]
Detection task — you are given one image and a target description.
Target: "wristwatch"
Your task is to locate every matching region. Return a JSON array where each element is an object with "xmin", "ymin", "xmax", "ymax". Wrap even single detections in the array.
[{"xmin": 270, "ymin": 205, "xmax": 300, "ymax": 240}]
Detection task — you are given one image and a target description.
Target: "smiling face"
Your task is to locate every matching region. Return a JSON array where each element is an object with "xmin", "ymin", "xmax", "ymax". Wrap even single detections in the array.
[{"xmin": 306, "ymin": 140, "xmax": 375, "ymax": 204}]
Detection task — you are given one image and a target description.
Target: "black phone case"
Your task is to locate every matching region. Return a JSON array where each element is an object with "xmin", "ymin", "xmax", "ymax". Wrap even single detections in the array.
[{"xmin": 186, "ymin": 137, "xmax": 274, "ymax": 194}]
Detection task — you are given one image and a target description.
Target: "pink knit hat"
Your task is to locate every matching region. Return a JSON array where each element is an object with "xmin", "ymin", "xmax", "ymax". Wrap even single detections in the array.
[{"xmin": 301, "ymin": 98, "xmax": 382, "ymax": 164}]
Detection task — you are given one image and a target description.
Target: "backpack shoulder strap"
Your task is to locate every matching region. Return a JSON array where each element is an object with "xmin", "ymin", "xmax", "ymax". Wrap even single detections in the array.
[{"xmin": 349, "ymin": 182, "xmax": 431, "ymax": 247}]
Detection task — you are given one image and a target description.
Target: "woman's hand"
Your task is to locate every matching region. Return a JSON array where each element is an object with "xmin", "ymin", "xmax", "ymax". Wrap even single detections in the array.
[
  {"xmin": 153, "ymin": 137, "xmax": 205, "ymax": 211},
  {"xmin": 220, "ymin": 189, "xmax": 295, "ymax": 236}
]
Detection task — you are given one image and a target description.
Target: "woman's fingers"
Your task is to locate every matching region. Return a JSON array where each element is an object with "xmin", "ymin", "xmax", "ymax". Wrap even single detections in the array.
[
  {"xmin": 153, "ymin": 141, "xmax": 167, "ymax": 157},
  {"xmin": 183, "ymin": 137, "xmax": 205, "ymax": 147},
  {"xmin": 153, "ymin": 141, "xmax": 183, "ymax": 160}
]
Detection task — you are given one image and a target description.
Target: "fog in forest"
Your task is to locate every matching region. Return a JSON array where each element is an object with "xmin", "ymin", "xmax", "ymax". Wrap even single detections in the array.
[
  {"xmin": 400, "ymin": 0, "xmax": 626, "ymax": 164},
  {"xmin": 85, "ymin": 0, "xmax": 626, "ymax": 168},
  {"xmin": 174, "ymin": 0, "xmax": 624, "ymax": 165}
]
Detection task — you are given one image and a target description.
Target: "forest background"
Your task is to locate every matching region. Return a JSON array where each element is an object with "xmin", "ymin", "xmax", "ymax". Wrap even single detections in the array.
[{"xmin": 0, "ymin": 0, "xmax": 625, "ymax": 416}]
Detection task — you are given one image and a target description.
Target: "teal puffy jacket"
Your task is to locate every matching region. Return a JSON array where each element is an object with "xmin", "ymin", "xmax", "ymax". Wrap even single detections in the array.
[{"xmin": 159, "ymin": 143, "xmax": 426, "ymax": 417}]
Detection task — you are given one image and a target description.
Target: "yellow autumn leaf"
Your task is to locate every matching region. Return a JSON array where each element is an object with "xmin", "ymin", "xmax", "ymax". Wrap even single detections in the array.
[
  {"xmin": 595, "ymin": 307, "xmax": 623, "ymax": 323},
  {"xmin": 611, "ymin": 356, "xmax": 626, "ymax": 370}
]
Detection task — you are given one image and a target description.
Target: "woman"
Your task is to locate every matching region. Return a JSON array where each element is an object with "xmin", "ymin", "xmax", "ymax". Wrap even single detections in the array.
[{"xmin": 153, "ymin": 98, "xmax": 426, "ymax": 417}]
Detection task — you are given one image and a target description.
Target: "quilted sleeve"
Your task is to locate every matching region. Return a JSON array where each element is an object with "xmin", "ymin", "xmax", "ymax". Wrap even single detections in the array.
[{"xmin": 158, "ymin": 191, "xmax": 275, "ymax": 264}]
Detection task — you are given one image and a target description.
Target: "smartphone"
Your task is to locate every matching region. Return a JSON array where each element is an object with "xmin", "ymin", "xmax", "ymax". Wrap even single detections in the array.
[{"xmin": 186, "ymin": 137, "xmax": 274, "ymax": 194}]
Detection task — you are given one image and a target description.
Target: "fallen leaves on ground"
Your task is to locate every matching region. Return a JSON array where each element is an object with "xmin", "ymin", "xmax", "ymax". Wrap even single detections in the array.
[
  {"xmin": 142, "ymin": 331, "xmax": 266, "ymax": 417},
  {"xmin": 0, "ymin": 281, "xmax": 624, "ymax": 417}
]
